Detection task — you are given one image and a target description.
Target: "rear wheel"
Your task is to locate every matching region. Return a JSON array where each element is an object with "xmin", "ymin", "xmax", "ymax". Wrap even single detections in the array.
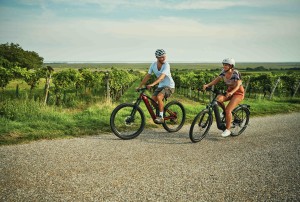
[
  {"xmin": 163, "ymin": 101, "xmax": 186, "ymax": 132},
  {"xmin": 110, "ymin": 103, "xmax": 145, "ymax": 139},
  {"xmin": 189, "ymin": 109, "xmax": 212, "ymax": 143},
  {"xmin": 231, "ymin": 105, "xmax": 250, "ymax": 136}
]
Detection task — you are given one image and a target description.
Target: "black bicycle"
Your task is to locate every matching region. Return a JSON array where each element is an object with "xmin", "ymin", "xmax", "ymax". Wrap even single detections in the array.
[
  {"xmin": 110, "ymin": 87, "xmax": 186, "ymax": 140},
  {"xmin": 189, "ymin": 87, "xmax": 250, "ymax": 143}
]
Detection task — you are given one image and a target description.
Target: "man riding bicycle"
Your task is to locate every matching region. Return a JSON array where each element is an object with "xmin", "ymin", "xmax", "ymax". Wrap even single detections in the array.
[{"xmin": 137, "ymin": 49, "xmax": 175, "ymax": 124}]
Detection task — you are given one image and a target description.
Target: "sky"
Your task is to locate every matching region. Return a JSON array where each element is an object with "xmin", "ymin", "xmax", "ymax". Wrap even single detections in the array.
[{"xmin": 0, "ymin": 0, "xmax": 300, "ymax": 63}]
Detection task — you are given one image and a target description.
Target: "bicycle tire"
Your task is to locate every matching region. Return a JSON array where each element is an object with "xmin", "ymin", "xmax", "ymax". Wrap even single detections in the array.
[
  {"xmin": 162, "ymin": 100, "xmax": 186, "ymax": 132},
  {"xmin": 110, "ymin": 103, "xmax": 145, "ymax": 140},
  {"xmin": 189, "ymin": 109, "xmax": 213, "ymax": 143},
  {"xmin": 231, "ymin": 105, "xmax": 250, "ymax": 136}
]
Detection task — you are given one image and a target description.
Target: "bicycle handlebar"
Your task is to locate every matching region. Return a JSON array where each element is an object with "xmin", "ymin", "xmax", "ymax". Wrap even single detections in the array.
[
  {"xmin": 205, "ymin": 87, "xmax": 226, "ymax": 96},
  {"xmin": 136, "ymin": 87, "xmax": 148, "ymax": 92}
]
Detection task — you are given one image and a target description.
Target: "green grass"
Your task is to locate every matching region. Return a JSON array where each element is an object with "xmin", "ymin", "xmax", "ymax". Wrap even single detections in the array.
[
  {"xmin": 0, "ymin": 99, "xmax": 115, "ymax": 145},
  {"xmin": 1, "ymin": 80, "xmax": 300, "ymax": 145}
]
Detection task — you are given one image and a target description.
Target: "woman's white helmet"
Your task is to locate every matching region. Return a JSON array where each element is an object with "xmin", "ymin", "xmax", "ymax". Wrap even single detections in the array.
[
  {"xmin": 222, "ymin": 58, "xmax": 235, "ymax": 67},
  {"xmin": 155, "ymin": 49, "xmax": 166, "ymax": 57}
]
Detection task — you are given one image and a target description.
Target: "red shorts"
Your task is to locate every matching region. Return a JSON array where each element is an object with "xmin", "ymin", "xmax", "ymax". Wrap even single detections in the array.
[{"xmin": 227, "ymin": 85, "xmax": 245, "ymax": 100}]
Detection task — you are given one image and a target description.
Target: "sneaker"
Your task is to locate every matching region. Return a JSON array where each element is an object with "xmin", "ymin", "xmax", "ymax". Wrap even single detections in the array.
[
  {"xmin": 221, "ymin": 129, "xmax": 231, "ymax": 137},
  {"xmin": 154, "ymin": 116, "xmax": 164, "ymax": 124}
]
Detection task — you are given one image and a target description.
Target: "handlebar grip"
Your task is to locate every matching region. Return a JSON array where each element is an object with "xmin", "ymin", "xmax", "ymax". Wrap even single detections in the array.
[
  {"xmin": 137, "ymin": 87, "xmax": 147, "ymax": 92},
  {"xmin": 205, "ymin": 86, "xmax": 213, "ymax": 91}
]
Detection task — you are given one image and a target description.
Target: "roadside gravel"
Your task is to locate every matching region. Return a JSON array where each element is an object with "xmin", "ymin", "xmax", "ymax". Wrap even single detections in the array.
[{"xmin": 0, "ymin": 113, "xmax": 299, "ymax": 201}]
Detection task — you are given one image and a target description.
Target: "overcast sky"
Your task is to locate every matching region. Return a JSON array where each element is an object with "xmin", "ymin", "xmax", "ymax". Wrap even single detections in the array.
[{"xmin": 0, "ymin": 0, "xmax": 300, "ymax": 63}]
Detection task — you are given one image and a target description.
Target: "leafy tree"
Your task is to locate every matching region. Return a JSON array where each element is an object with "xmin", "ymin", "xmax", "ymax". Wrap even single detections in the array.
[
  {"xmin": 0, "ymin": 57, "xmax": 14, "ymax": 89},
  {"xmin": 0, "ymin": 43, "xmax": 43, "ymax": 70}
]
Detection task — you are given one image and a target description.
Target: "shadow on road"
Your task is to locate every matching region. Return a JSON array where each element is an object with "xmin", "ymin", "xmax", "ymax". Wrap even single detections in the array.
[{"xmin": 88, "ymin": 128, "xmax": 224, "ymax": 145}]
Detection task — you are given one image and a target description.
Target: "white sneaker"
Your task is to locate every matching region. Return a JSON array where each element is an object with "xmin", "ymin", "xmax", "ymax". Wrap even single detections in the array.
[
  {"xmin": 221, "ymin": 129, "xmax": 231, "ymax": 137},
  {"xmin": 154, "ymin": 116, "xmax": 164, "ymax": 124}
]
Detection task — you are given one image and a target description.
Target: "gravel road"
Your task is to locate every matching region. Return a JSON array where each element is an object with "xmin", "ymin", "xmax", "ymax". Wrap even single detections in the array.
[{"xmin": 1, "ymin": 113, "xmax": 300, "ymax": 201}]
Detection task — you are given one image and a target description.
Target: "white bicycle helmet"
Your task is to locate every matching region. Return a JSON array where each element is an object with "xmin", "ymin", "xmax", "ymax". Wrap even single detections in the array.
[
  {"xmin": 155, "ymin": 49, "xmax": 166, "ymax": 57},
  {"xmin": 222, "ymin": 58, "xmax": 235, "ymax": 67}
]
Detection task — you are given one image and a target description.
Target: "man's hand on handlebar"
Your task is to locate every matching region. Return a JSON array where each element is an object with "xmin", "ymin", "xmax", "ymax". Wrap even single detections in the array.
[
  {"xmin": 146, "ymin": 84, "xmax": 154, "ymax": 90},
  {"xmin": 203, "ymin": 84, "xmax": 210, "ymax": 91}
]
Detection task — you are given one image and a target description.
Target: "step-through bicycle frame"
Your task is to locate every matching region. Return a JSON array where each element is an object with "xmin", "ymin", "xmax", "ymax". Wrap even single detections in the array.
[{"xmin": 189, "ymin": 86, "xmax": 250, "ymax": 143}]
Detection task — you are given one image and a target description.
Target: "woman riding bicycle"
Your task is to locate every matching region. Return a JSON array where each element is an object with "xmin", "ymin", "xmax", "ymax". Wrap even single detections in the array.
[
  {"xmin": 203, "ymin": 58, "xmax": 245, "ymax": 137},
  {"xmin": 137, "ymin": 49, "xmax": 175, "ymax": 124}
]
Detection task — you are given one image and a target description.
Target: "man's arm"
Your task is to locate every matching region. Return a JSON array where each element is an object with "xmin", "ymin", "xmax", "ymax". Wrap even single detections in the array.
[
  {"xmin": 148, "ymin": 73, "xmax": 166, "ymax": 87},
  {"xmin": 138, "ymin": 74, "xmax": 151, "ymax": 88}
]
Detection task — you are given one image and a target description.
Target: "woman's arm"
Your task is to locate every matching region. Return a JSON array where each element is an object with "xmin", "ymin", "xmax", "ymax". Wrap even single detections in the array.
[
  {"xmin": 203, "ymin": 77, "xmax": 221, "ymax": 90},
  {"xmin": 227, "ymin": 80, "xmax": 242, "ymax": 97}
]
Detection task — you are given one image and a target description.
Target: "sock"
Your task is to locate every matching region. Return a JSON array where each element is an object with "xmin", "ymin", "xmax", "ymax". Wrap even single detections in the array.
[{"xmin": 159, "ymin": 112, "xmax": 164, "ymax": 117}]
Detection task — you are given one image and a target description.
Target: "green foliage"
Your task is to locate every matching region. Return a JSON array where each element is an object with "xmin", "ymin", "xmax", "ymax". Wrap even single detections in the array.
[
  {"xmin": 52, "ymin": 69, "xmax": 81, "ymax": 105},
  {"xmin": 0, "ymin": 99, "xmax": 114, "ymax": 145},
  {"xmin": 0, "ymin": 98, "xmax": 41, "ymax": 121},
  {"xmin": 0, "ymin": 43, "xmax": 43, "ymax": 70},
  {"xmin": 0, "ymin": 66, "xmax": 12, "ymax": 89},
  {"xmin": 173, "ymin": 70, "xmax": 300, "ymax": 99},
  {"xmin": 78, "ymin": 68, "xmax": 104, "ymax": 91},
  {"xmin": 107, "ymin": 68, "xmax": 140, "ymax": 100},
  {"xmin": 1, "ymin": 80, "xmax": 300, "ymax": 145},
  {"xmin": 0, "ymin": 43, "xmax": 45, "ymax": 90}
]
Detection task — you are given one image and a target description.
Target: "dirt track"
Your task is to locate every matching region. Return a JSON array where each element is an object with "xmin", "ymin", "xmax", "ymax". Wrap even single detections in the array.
[{"xmin": 1, "ymin": 113, "xmax": 299, "ymax": 201}]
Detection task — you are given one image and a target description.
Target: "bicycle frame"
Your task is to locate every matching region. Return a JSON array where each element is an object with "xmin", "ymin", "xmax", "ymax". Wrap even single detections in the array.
[
  {"xmin": 132, "ymin": 88, "xmax": 177, "ymax": 122},
  {"xmin": 189, "ymin": 87, "xmax": 250, "ymax": 142},
  {"xmin": 206, "ymin": 89, "xmax": 227, "ymax": 131}
]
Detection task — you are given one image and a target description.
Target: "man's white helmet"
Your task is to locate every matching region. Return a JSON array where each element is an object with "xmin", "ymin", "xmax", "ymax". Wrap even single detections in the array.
[
  {"xmin": 222, "ymin": 58, "xmax": 235, "ymax": 67},
  {"xmin": 155, "ymin": 49, "xmax": 166, "ymax": 57}
]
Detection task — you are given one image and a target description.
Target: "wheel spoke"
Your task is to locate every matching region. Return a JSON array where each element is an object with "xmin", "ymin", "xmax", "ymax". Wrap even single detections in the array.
[
  {"xmin": 163, "ymin": 101, "xmax": 186, "ymax": 132},
  {"xmin": 189, "ymin": 110, "xmax": 211, "ymax": 143},
  {"xmin": 231, "ymin": 106, "xmax": 249, "ymax": 136},
  {"xmin": 110, "ymin": 104, "xmax": 145, "ymax": 139}
]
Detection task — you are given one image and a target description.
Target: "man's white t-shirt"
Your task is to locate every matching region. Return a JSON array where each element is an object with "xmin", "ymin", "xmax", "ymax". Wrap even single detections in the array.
[{"xmin": 148, "ymin": 62, "xmax": 175, "ymax": 88}]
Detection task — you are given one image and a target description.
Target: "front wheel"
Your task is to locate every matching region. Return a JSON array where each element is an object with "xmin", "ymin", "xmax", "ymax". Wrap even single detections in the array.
[
  {"xmin": 231, "ymin": 105, "xmax": 250, "ymax": 136},
  {"xmin": 162, "ymin": 100, "xmax": 186, "ymax": 132},
  {"xmin": 189, "ymin": 109, "xmax": 213, "ymax": 143},
  {"xmin": 110, "ymin": 103, "xmax": 145, "ymax": 140}
]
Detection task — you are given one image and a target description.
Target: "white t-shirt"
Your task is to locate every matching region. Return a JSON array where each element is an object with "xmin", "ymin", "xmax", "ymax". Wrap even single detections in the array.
[{"xmin": 148, "ymin": 62, "xmax": 175, "ymax": 88}]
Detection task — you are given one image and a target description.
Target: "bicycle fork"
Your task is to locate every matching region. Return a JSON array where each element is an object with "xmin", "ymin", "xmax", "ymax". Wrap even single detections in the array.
[{"xmin": 127, "ymin": 98, "xmax": 143, "ymax": 123}]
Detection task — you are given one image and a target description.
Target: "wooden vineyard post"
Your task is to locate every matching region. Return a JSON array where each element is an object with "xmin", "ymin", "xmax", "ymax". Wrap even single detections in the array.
[
  {"xmin": 269, "ymin": 77, "xmax": 280, "ymax": 99},
  {"xmin": 105, "ymin": 72, "xmax": 111, "ymax": 103},
  {"xmin": 44, "ymin": 66, "xmax": 54, "ymax": 105},
  {"xmin": 244, "ymin": 76, "xmax": 250, "ymax": 95},
  {"xmin": 292, "ymin": 81, "xmax": 300, "ymax": 98}
]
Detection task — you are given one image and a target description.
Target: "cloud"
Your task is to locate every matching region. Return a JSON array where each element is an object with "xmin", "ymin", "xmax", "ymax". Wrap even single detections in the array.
[
  {"xmin": 15, "ymin": 0, "xmax": 298, "ymax": 11},
  {"xmin": 1, "ymin": 0, "xmax": 299, "ymax": 62}
]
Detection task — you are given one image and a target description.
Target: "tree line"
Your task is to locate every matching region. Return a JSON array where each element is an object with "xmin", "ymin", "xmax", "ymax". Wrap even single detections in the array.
[
  {"xmin": 172, "ymin": 70, "xmax": 300, "ymax": 101},
  {"xmin": 0, "ymin": 43, "xmax": 139, "ymax": 106}
]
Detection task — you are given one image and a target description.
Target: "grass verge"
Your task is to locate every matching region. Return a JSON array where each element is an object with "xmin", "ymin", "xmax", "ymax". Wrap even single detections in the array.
[{"xmin": 1, "ymin": 85, "xmax": 300, "ymax": 145}]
